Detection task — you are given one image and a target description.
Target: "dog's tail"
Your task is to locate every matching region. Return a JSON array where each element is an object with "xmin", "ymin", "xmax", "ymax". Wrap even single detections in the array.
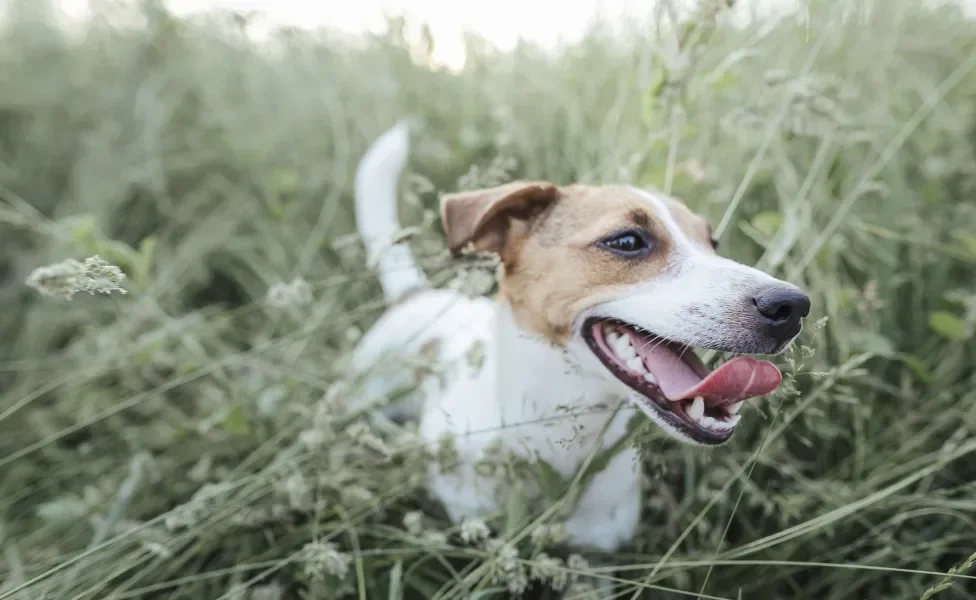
[{"xmin": 354, "ymin": 121, "xmax": 428, "ymax": 304}]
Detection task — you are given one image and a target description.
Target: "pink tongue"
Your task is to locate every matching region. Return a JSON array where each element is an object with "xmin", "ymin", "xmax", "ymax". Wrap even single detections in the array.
[{"xmin": 638, "ymin": 344, "xmax": 782, "ymax": 405}]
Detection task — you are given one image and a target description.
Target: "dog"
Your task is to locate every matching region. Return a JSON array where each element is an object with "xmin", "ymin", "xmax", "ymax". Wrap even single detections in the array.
[{"xmin": 349, "ymin": 122, "xmax": 810, "ymax": 553}]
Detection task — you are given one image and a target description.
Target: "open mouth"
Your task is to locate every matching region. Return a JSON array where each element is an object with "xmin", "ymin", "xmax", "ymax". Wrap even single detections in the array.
[{"xmin": 582, "ymin": 317, "xmax": 783, "ymax": 445}]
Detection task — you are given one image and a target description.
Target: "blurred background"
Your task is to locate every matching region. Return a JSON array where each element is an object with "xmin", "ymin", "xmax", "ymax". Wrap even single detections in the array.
[{"xmin": 2, "ymin": 0, "xmax": 976, "ymax": 598}]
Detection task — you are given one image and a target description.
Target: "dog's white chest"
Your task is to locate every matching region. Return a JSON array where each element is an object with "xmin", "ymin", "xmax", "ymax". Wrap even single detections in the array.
[
  {"xmin": 370, "ymin": 294, "xmax": 644, "ymax": 551},
  {"xmin": 352, "ymin": 290, "xmax": 643, "ymax": 550}
]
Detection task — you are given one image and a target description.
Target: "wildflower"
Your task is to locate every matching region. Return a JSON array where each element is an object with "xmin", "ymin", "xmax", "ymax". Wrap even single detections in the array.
[
  {"xmin": 265, "ymin": 277, "xmax": 313, "ymax": 308},
  {"xmin": 408, "ymin": 173, "xmax": 436, "ymax": 194},
  {"xmin": 82, "ymin": 256, "xmax": 127, "ymax": 294},
  {"xmin": 339, "ymin": 485, "xmax": 373, "ymax": 506},
  {"xmin": 302, "ymin": 540, "xmax": 352, "ymax": 581},
  {"xmin": 402, "ymin": 511, "xmax": 424, "ymax": 535},
  {"xmin": 229, "ymin": 507, "xmax": 270, "ymax": 527},
  {"xmin": 163, "ymin": 502, "xmax": 203, "ymax": 531},
  {"xmin": 344, "ymin": 422, "xmax": 369, "ymax": 439},
  {"xmin": 257, "ymin": 385, "xmax": 286, "ymax": 416},
  {"xmin": 364, "ymin": 208, "xmax": 438, "ymax": 269},
  {"xmin": 321, "ymin": 382, "xmax": 351, "ymax": 419},
  {"xmin": 141, "ymin": 541, "xmax": 173, "ymax": 559},
  {"xmin": 164, "ymin": 482, "xmax": 234, "ymax": 531},
  {"xmin": 30, "ymin": 258, "xmax": 92, "ymax": 299},
  {"xmin": 486, "ymin": 539, "xmax": 520, "ymax": 571},
  {"xmin": 26, "ymin": 255, "xmax": 127, "ymax": 300},
  {"xmin": 346, "ymin": 423, "xmax": 393, "ymax": 462},
  {"xmin": 250, "ymin": 583, "xmax": 284, "ymax": 600},
  {"xmin": 391, "ymin": 429, "xmax": 423, "ymax": 457},
  {"xmin": 446, "ymin": 248, "xmax": 501, "ymax": 297},
  {"xmin": 282, "ymin": 472, "xmax": 312, "ymax": 511},
  {"xmin": 567, "ymin": 553, "xmax": 590, "ymax": 572},
  {"xmin": 507, "ymin": 569, "xmax": 529, "ymax": 595},
  {"xmin": 485, "ymin": 539, "xmax": 527, "ymax": 594},
  {"xmin": 265, "ymin": 282, "xmax": 292, "ymax": 308},
  {"xmin": 530, "ymin": 554, "xmax": 568, "ymax": 591},
  {"xmin": 421, "ymin": 530, "xmax": 449, "ymax": 548},
  {"xmin": 563, "ymin": 581, "xmax": 600, "ymax": 599},
  {"xmin": 298, "ymin": 428, "xmax": 329, "ymax": 449},
  {"xmin": 448, "ymin": 267, "xmax": 497, "ymax": 296},
  {"xmin": 920, "ymin": 550, "xmax": 976, "ymax": 600},
  {"xmin": 194, "ymin": 482, "xmax": 234, "ymax": 501},
  {"xmin": 530, "ymin": 523, "xmax": 568, "ymax": 547},
  {"xmin": 434, "ymin": 433, "xmax": 461, "ymax": 474},
  {"xmin": 459, "ymin": 518, "xmax": 491, "ymax": 545},
  {"xmin": 457, "ymin": 156, "xmax": 518, "ymax": 191}
]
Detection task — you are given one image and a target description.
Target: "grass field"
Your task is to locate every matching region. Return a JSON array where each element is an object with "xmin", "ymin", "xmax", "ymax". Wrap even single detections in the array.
[{"xmin": 3, "ymin": 0, "xmax": 976, "ymax": 598}]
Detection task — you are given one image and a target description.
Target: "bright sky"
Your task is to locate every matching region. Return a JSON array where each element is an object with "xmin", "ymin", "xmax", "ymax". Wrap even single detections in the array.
[
  {"xmin": 37, "ymin": 0, "xmax": 976, "ymax": 68},
  {"xmin": 44, "ymin": 0, "xmax": 809, "ymax": 68}
]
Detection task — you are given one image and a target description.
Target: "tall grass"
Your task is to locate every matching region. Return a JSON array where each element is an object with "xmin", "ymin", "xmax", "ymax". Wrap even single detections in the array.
[{"xmin": 2, "ymin": 0, "xmax": 976, "ymax": 598}]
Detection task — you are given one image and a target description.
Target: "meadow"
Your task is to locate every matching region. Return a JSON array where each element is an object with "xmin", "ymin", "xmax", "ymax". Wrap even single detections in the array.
[{"xmin": 2, "ymin": 0, "xmax": 976, "ymax": 598}]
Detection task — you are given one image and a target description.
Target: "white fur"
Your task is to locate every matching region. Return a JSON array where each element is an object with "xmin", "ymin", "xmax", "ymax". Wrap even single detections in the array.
[
  {"xmin": 350, "ymin": 125, "xmax": 804, "ymax": 552},
  {"xmin": 353, "ymin": 121, "xmax": 427, "ymax": 303},
  {"xmin": 352, "ymin": 291, "xmax": 644, "ymax": 551}
]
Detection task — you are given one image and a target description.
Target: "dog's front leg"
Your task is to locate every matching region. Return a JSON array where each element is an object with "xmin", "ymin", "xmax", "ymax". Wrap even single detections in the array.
[
  {"xmin": 561, "ymin": 447, "xmax": 642, "ymax": 597},
  {"xmin": 562, "ymin": 446, "xmax": 641, "ymax": 551}
]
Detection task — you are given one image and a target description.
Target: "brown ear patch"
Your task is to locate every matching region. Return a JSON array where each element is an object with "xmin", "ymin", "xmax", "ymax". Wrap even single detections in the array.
[{"xmin": 439, "ymin": 181, "xmax": 558, "ymax": 255}]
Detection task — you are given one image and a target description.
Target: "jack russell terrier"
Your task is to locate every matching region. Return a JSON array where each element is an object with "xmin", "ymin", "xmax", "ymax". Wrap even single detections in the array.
[{"xmin": 350, "ymin": 122, "xmax": 810, "ymax": 552}]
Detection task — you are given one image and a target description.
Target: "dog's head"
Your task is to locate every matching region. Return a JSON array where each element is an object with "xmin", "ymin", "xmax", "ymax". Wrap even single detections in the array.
[{"xmin": 440, "ymin": 181, "xmax": 810, "ymax": 446}]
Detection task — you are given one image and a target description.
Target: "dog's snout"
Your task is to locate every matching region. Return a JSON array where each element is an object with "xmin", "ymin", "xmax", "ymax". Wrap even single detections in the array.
[{"xmin": 752, "ymin": 287, "xmax": 810, "ymax": 342}]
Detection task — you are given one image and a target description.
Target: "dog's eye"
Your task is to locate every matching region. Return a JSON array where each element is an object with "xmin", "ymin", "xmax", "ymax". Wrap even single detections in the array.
[{"xmin": 599, "ymin": 230, "xmax": 650, "ymax": 256}]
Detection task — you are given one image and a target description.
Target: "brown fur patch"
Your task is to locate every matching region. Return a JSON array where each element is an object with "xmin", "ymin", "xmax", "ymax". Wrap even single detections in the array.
[
  {"xmin": 413, "ymin": 338, "xmax": 442, "ymax": 384},
  {"xmin": 499, "ymin": 185, "xmax": 678, "ymax": 342}
]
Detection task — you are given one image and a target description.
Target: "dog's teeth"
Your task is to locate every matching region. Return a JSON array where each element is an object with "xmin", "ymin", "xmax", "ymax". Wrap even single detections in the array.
[
  {"xmin": 607, "ymin": 331, "xmax": 621, "ymax": 344},
  {"xmin": 618, "ymin": 341, "xmax": 637, "ymax": 360},
  {"xmin": 728, "ymin": 401, "xmax": 743, "ymax": 415},
  {"xmin": 689, "ymin": 396, "xmax": 705, "ymax": 421},
  {"xmin": 626, "ymin": 357, "xmax": 645, "ymax": 373},
  {"xmin": 702, "ymin": 415, "xmax": 716, "ymax": 428},
  {"xmin": 728, "ymin": 414, "xmax": 742, "ymax": 426},
  {"xmin": 643, "ymin": 372, "xmax": 658, "ymax": 385}
]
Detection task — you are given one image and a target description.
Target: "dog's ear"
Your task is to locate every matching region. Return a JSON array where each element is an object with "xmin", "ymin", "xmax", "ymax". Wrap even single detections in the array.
[{"xmin": 439, "ymin": 181, "xmax": 558, "ymax": 255}]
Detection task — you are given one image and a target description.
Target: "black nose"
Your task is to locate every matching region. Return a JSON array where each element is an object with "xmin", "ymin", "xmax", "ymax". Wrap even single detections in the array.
[{"xmin": 752, "ymin": 287, "xmax": 811, "ymax": 343}]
